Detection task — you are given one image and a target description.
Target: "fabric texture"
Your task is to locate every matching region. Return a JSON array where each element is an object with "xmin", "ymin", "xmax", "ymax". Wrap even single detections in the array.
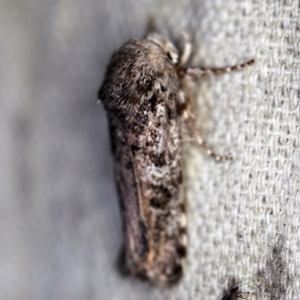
[{"xmin": 0, "ymin": 0, "xmax": 299, "ymax": 299}]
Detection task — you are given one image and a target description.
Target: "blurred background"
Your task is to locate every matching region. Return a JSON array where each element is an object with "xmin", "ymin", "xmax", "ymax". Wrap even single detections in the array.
[{"xmin": 1, "ymin": 0, "xmax": 299, "ymax": 299}]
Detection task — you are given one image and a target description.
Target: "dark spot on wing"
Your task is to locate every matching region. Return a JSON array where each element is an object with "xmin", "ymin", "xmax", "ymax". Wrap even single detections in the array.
[
  {"xmin": 161, "ymin": 84, "xmax": 167, "ymax": 92},
  {"xmin": 131, "ymin": 144, "xmax": 140, "ymax": 153},
  {"xmin": 154, "ymin": 152, "xmax": 166, "ymax": 167},
  {"xmin": 176, "ymin": 245, "xmax": 186, "ymax": 258}
]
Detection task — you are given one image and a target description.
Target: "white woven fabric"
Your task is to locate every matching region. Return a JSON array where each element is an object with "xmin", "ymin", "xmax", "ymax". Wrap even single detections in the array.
[{"xmin": 0, "ymin": 0, "xmax": 299, "ymax": 299}]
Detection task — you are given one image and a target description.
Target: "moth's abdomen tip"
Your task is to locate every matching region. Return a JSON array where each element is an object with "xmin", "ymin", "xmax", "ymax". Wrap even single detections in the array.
[{"xmin": 97, "ymin": 99, "xmax": 101, "ymax": 104}]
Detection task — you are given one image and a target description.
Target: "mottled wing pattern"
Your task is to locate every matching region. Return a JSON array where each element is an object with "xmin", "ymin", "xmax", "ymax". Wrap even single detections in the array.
[
  {"xmin": 99, "ymin": 37, "xmax": 187, "ymax": 286},
  {"xmin": 108, "ymin": 113, "xmax": 148, "ymax": 274}
]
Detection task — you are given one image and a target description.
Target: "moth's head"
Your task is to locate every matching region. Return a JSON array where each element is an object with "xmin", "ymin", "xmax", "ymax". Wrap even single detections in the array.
[{"xmin": 146, "ymin": 33, "xmax": 179, "ymax": 64}]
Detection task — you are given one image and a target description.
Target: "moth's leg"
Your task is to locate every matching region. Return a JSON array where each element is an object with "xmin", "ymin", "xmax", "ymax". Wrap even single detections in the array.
[
  {"xmin": 178, "ymin": 77, "xmax": 232, "ymax": 162},
  {"xmin": 178, "ymin": 32, "xmax": 192, "ymax": 67},
  {"xmin": 183, "ymin": 113, "xmax": 232, "ymax": 162},
  {"xmin": 180, "ymin": 58, "xmax": 256, "ymax": 78}
]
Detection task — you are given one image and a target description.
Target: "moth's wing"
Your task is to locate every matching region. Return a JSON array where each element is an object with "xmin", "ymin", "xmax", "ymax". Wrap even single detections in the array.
[{"xmin": 108, "ymin": 113, "xmax": 147, "ymax": 275}]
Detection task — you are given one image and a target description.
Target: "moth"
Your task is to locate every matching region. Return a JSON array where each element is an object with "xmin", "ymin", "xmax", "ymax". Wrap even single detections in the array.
[{"xmin": 98, "ymin": 32, "xmax": 255, "ymax": 287}]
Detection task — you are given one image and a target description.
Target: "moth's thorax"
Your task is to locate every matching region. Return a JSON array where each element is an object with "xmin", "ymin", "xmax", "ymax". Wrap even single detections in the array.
[{"xmin": 98, "ymin": 35, "xmax": 181, "ymax": 115}]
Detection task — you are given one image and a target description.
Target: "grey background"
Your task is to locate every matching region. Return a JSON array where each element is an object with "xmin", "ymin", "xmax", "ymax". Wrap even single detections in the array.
[{"xmin": 1, "ymin": 0, "xmax": 299, "ymax": 299}]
